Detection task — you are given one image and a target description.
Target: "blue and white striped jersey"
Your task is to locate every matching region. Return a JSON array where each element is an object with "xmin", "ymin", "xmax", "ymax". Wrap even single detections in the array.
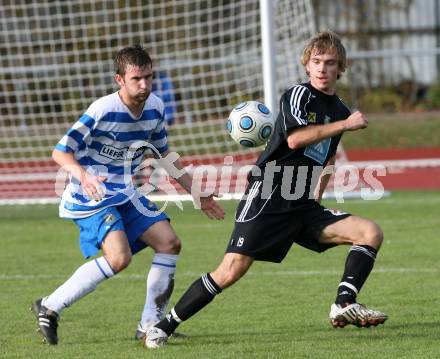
[{"xmin": 55, "ymin": 91, "xmax": 168, "ymax": 218}]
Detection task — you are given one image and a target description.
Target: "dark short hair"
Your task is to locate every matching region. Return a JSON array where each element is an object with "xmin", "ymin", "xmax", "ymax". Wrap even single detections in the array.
[{"xmin": 114, "ymin": 45, "xmax": 152, "ymax": 76}]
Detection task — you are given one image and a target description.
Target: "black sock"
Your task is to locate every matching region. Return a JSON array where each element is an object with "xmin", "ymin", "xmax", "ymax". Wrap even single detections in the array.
[
  {"xmin": 156, "ymin": 273, "xmax": 222, "ymax": 336},
  {"xmin": 335, "ymin": 245, "xmax": 377, "ymax": 306}
]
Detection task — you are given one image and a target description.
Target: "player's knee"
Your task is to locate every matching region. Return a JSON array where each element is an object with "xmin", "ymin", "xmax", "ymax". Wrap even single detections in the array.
[
  {"xmin": 361, "ymin": 221, "xmax": 383, "ymax": 249},
  {"xmin": 155, "ymin": 235, "xmax": 181, "ymax": 254},
  {"xmin": 107, "ymin": 253, "xmax": 132, "ymax": 273}
]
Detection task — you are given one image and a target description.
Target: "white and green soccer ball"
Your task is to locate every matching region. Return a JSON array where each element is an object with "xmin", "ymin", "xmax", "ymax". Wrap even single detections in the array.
[{"xmin": 227, "ymin": 101, "xmax": 275, "ymax": 148}]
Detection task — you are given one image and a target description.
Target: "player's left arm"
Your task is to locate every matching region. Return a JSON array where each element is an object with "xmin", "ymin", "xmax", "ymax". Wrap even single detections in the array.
[
  {"xmin": 156, "ymin": 149, "xmax": 225, "ymax": 220},
  {"xmin": 314, "ymin": 154, "xmax": 336, "ymax": 204}
]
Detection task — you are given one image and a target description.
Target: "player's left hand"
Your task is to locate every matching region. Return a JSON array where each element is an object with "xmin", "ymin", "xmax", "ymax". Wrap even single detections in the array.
[{"xmin": 199, "ymin": 195, "xmax": 225, "ymax": 220}]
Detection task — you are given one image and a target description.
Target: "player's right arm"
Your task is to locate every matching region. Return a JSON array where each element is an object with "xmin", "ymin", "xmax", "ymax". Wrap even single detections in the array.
[
  {"xmin": 53, "ymin": 109, "xmax": 106, "ymax": 201},
  {"xmin": 287, "ymin": 111, "xmax": 368, "ymax": 150},
  {"xmin": 52, "ymin": 149, "xmax": 106, "ymax": 201},
  {"xmin": 280, "ymin": 86, "xmax": 367, "ymax": 149}
]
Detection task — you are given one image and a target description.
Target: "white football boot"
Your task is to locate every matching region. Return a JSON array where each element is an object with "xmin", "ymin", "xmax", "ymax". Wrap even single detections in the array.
[
  {"xmin": 144, "ymin": 327, "xmax": 169, "ymax": 349},
  {"xmin": 330, "ymin": 303, "xmax": 388, "ymax": 328},
  {"xmin": 136, "ymin": 322, "xmax": 186, "ymax": 341},
  {"xmin": 135, "ymin": 322, "xmax": 156, "ymax": 341}
]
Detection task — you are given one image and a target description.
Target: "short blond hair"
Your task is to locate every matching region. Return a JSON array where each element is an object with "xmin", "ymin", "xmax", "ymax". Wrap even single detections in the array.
[{"xmin": 301, "ymin": 30, "xmax": 347, "ymax": 74}]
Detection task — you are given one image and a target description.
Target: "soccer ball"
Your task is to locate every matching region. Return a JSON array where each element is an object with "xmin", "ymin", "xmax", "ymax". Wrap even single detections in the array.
[{"xmin": 226, "ymin": 101, "xmax": 274, "ymax": 148}]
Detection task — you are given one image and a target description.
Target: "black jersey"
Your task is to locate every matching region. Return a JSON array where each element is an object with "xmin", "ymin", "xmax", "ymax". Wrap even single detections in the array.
[{"xmin": 252, "ymin": 82, "xmax": 351, "ymax": 201}]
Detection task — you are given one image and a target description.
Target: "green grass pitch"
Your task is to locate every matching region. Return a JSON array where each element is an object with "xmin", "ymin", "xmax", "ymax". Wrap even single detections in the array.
[{"xmin": 1, "ymin": 190, "xmax": 439, "ymax": 358}]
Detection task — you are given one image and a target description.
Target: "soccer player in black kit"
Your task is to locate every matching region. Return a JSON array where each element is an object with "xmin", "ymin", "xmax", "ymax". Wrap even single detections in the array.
[{"xmin": 146, "ymin": 30, "xmax": 388, "ymax": 348}]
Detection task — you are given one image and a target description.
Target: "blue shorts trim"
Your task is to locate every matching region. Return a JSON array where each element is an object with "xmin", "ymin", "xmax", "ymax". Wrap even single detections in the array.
[{"xmin": 73, "ymin": 197, "xmax": 169, "ymax": 258}]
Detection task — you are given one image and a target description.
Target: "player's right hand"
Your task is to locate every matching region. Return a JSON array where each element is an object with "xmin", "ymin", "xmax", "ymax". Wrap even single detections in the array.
[
  {"xmin": 344, "ymin": 111, "xmax": 368, "ymax": 131},
  {"xmin": 199, "ymin": 195, "xmax": 225, "ymax": 220},
  {"xmin": 80, "ymin": 173, "xmax": 107, "ymax": 201}
]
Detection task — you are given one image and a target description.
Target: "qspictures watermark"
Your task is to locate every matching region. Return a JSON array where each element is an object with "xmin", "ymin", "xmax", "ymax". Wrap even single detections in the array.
[{"xmin": 54, "ymin": 141, "xmax": 387, "ymax": 216}]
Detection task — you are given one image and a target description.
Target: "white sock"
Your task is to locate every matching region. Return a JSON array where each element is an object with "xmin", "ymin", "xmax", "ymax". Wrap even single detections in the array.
[
  {"xmin": 42, "ymin": 257, "xmax": 115, "ymax": 314},
  {"xmin": 140, "ymin": 253, "xmax": 178, "ymax": 328}
]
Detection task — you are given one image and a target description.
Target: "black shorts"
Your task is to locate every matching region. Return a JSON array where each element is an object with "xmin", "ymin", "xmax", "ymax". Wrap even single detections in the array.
[{"xmin": 226, "ymin": 180, "xmax": 351, "ymax": 263}]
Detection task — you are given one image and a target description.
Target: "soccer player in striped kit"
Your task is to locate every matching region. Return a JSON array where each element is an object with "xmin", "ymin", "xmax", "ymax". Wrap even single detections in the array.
[
  {"xmin": 146, "ymin": 31, "xmax": 388, "ymax": 348},
  {"xmin": 31, "ymin": 45, "xmax": 224, "ymax": 345}
]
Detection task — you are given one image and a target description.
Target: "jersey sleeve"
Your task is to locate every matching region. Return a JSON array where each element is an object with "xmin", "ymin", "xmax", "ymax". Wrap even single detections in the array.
[
  {"xmin": 150, "ymin": 117, "xmax": 169, "ymax": 154},
  {"xmin": 55, "ymin": 113, "xmax": 95, "ymax": 153},
  {"xmin": 161, "ymin": 77, "xmax": 176, "ymax": 125},
  {"xmin": 280, "ymin": 85, "xmax": 312, "ymax": 137}
]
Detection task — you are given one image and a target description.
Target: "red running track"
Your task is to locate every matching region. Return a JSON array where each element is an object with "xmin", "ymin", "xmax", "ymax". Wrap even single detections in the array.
[
  {"xmin": 1, "ymin": 148, "xmax": 439, "ymax": 200},
  {"xmin": 347, "ymin": 147, "xmax": 440, "ymax": 190}
]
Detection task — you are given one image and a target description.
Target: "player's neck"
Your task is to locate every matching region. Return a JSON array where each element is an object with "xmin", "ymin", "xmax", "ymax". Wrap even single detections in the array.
[
  {"xmin": 309, "ymin": 80, "xmax": 337, "ymax": 96},
  {"xmin": 117, "ymin": 91, "xmax": 145, "ymax": 118}
]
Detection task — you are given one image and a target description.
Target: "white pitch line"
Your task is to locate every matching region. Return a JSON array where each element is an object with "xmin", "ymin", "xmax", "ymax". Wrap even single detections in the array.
[{"xmin": 0, "ymin": 267, "xmax": 438, "ymax": 281}]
